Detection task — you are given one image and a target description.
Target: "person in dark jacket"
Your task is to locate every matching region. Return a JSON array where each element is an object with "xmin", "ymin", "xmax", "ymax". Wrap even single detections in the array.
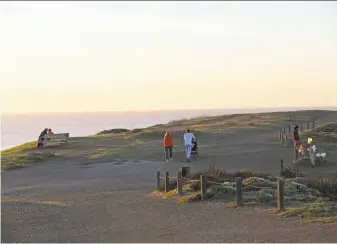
[
  {"xmin": 293, "ymin": 125, "xmax": 301, "ymax": 158},
  {"xmin": 37, "ymin": 128, "xmax": 48, "ymax": 148},
  {"xmin": 293, "ymin": 125, "xmax": 300, "ymax": 141}
]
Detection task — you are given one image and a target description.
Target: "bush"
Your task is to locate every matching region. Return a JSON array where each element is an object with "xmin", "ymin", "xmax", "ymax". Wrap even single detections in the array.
[
  {"xmin": 307, "ymin": 174, "xmax": 337, "ymax": 200},
  {"xmin": 314, "ymin": 123, "xmax": 337, "ymax": 133},
  {"xmin": 130, "ymin": 128, "xmax": 144, "ymax": 133},
  {"xmin": 96, "ymin": 128, "xmax": 129, "ymax": 135},
  {"xmin": 187, "ymin": 180, "xmax": 214, "ymax": 191},
  {"xmin": 186, "ymin": 168, "xmax": 270, "ymax": 184},
  {"xmin": 279, "ymin": 166, "xmax": 296, "ymax": 179}
]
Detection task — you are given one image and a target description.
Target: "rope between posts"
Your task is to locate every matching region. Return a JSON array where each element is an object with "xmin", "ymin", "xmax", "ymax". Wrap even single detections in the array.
[
  {"xmin": 206, "ymin": 180, "xmax": 224, "ymax": 185},
  {"xmin": 181, "ymin": 177, "xmax": 199, "ymax": 183},
  {"xmin": 160, "ymin": 174, "xmax": 283, "ymax": 189},
  {"xmin": 270, "ymin": 174, "xmax": 282, "ymax": 179},
  {"xmin": 159, "ymin": 176, "xmax": 177, "ymax": 179},
  {"xmin": 242, "ymin": 184, "xmax": 271, "ymax": 189}
]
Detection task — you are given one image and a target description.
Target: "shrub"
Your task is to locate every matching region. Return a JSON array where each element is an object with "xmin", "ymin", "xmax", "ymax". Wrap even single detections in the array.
[
  {"xmin": 130, "ymin": 128, "xmax": 144, "ymax": 133},
  {"xmin": 307, "ymin": 174, "xmax": 337, "ymax": 200},
  {"xmin": 96, "ymin": 128, "xmax": 129, "ymax": 135},
  {"xmin": 279, "ymin": 166, "xmax": 296, "ymax": 179}
]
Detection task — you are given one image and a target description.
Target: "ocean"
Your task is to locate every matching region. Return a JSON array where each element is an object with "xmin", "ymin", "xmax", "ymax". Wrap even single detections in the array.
[
  {"xmin": 1, "ymin": 107, "xmax": 336, "ymax": 150},
  {"xmin": 1, "ymin": 109, "xmax": 220, "ymax": 150}
]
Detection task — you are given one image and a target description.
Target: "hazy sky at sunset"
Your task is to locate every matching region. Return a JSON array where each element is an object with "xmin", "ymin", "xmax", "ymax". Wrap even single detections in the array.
[{"xmin": 1, "ymin": 1, "xmax": 336, "ymax": 114}]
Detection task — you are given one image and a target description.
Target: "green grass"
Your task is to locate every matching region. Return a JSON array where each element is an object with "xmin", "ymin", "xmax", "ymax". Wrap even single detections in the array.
[
  {"xmin": 162, "ymin": 189, "xmax": 178, "ymax": 198},
  {"xmin": 1, "ymin": 151, "xmax": 57, "ymax": 171},
  {"xmin": 1, "ymin": 140, "xmax": 64, "ymax": 171},
  {"xmin": 226, "ymin": 200, "xmax": 259, "ymax": 208},
  {"xmin": 279, "ymin": 200, "xmax": 337, "ymax": 222},
  {"xmin": 180, "ymin": 193, "xmax": 201, "ymax": 204},
  {"xmin": 95, "ymin": 128, "xmax": 130, "ymax": 135},
  {"xmin": 168, "ymin": 110, "xmax": 329, "ymax": 129},
  {"xmin": 87, "ymin": 148, "xmax": 126, "ymax": 160},
  {"xmin": 302, "ymin": 122, "xmax": 337, "ymax": 142},
  {"xmin": 1, "ymin": 141, "xmax": 36, "ymax": 155}
]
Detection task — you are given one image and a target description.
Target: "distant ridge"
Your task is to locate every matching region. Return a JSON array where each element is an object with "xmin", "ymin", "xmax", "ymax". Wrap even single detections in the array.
[{"xmin": 3, "ymin": 106, "xmax": 337, "ymax": 116}]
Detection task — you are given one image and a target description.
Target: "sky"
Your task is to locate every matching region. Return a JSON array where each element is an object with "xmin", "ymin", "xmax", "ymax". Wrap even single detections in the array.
[{"xmin": 1, "ymin": 1, "xmax": 337, "ymax": 114}]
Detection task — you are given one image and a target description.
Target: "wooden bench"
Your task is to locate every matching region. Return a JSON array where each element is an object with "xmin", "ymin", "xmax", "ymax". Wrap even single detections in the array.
[{"xmin": 42, "ymin": 133, "xmax": 70, "ymax": 147}]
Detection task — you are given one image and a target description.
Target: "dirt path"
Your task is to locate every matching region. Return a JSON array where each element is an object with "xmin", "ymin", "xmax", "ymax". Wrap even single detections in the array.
[
  {"xmin": 2, "ymin": 116, "xmax": 337, "ymax": 242},
  {"xmin": 2, "ymin": 160, "xmax": 337, "ymax": 242},
  {"xmin": 2, "ymin": 187, "xmax": 337, "ymax": 243}
]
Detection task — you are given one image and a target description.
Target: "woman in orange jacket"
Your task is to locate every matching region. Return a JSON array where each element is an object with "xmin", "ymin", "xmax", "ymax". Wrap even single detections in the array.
[{"xmin": 163, "ymin": 131, "xmax": 174, "ymax": 162}]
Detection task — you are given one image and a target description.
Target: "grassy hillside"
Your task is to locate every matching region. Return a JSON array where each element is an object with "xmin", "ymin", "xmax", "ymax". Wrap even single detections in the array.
[
  {"xmin": 302, "ymin": 122, "xmax": 337, "ymax": 142},
  {"xmin": 1, "ymin": 110, "xmax": 335, "ymax": 171}
]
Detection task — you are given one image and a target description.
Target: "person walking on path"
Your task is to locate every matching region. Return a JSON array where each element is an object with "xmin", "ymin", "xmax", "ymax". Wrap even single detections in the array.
[
  {"xmin": 163, "ymin": 131, "xmax": 174, "ymax": 162},
  {"xmin": 184, "ymin": 129, "xmax": 196, "ymax": 162}
]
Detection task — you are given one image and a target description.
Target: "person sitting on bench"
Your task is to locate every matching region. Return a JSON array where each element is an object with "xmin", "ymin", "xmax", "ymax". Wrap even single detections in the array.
[
  {"xmin": 37, "ymin": 128, "xmax": 48, "ymax": 148},
  {"xmin": 48, "ymin": 128, "xmax": 55, "ymax": 135}
]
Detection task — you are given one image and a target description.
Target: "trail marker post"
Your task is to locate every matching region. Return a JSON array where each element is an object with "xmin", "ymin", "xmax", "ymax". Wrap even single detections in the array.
[
  {"xmin": 165, "ymin": 171, "xmax": 170, "ymax": 192},
  {"xmin": 156, "ymin": 171, "xmax": 161, "ymax": 191},
  {"xmin": 235, "ymin": 177, "xmax": 243, "ymax": 206},
  {"xmin": 277, "ymin": 179, "xmax": 285, "ymax": 212},
  {"xmin": 177, "ymin": 171, "xmax": 183, "ymax": 195}
]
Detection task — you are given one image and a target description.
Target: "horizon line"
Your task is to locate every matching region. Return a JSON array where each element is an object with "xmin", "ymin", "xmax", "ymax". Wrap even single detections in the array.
[{"xmin": 2, "ymin": 106, "xmax": 337, "ymax": 116}]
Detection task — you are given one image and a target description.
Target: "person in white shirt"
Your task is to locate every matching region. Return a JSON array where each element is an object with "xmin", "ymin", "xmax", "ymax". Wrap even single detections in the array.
[{"xmin": 184, "ymin": 129, "xmax": 196, "ymax": 162}]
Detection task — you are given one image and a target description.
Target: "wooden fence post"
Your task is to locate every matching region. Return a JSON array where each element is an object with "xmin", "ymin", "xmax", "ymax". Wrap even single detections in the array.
[
  {"xmin": 295, "ymin": 167, "xmax": 300, "ymax": 178},
  {"xmin": 277, "ymin": 179, "xmax": 285, "ymax": 211},
  {"xmin": 165, "ymin": 171, "xmax": 170, "ymax": 192},
  {"xmin": 294, "ymin": 142, "xmax": 298, "ymax": 160},
  {"xmin": 235, "ymin": 177, "xmax": 243, "ymax": 206},
  {"xmin": 307, "ymin": 121, "xmax": 310, "ymax": 130},
  {"xmin": 177, "ymin": 171, "xmax": 182, "ymax": 195},
  {"xmin": 156, "ymin": 171, "xmax": 161, "ymax": 191},
  {"xmin": 284, "ymin": 134, "xmax": 287, "ymax": 147},
  {"xmin": 182, "ymin": 166, "xmax": 190, "ymax": 177},
  {"xmin": 288, "ymin": 124, "xmax": 291, "ymax": 133},
  {"xmin": 279, "ymin": 130, "xmax": 282, "ymax": 142},
  {"xmin": 280, "ymin": 159, "xmax": 284, "ymax": 171},
  {"xmin": 300, "ymin": 123, "xmax": 303, "ymax": 132},
  {"xmin": 312, "ymin": 120, "xmax": 315, "ymax": 129},
  {"xmin": 283, "ymin": 127, "xmax": 286, "ymax": 135},
  {"xmin": 200, "ymin": 175, "xmax": 206, "ymax": 201}
]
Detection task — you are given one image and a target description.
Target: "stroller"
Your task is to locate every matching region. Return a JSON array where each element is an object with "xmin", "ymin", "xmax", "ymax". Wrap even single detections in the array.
[{"xmin": 191, "ymin": 137, "xmax": 199, "ymax": 158}]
